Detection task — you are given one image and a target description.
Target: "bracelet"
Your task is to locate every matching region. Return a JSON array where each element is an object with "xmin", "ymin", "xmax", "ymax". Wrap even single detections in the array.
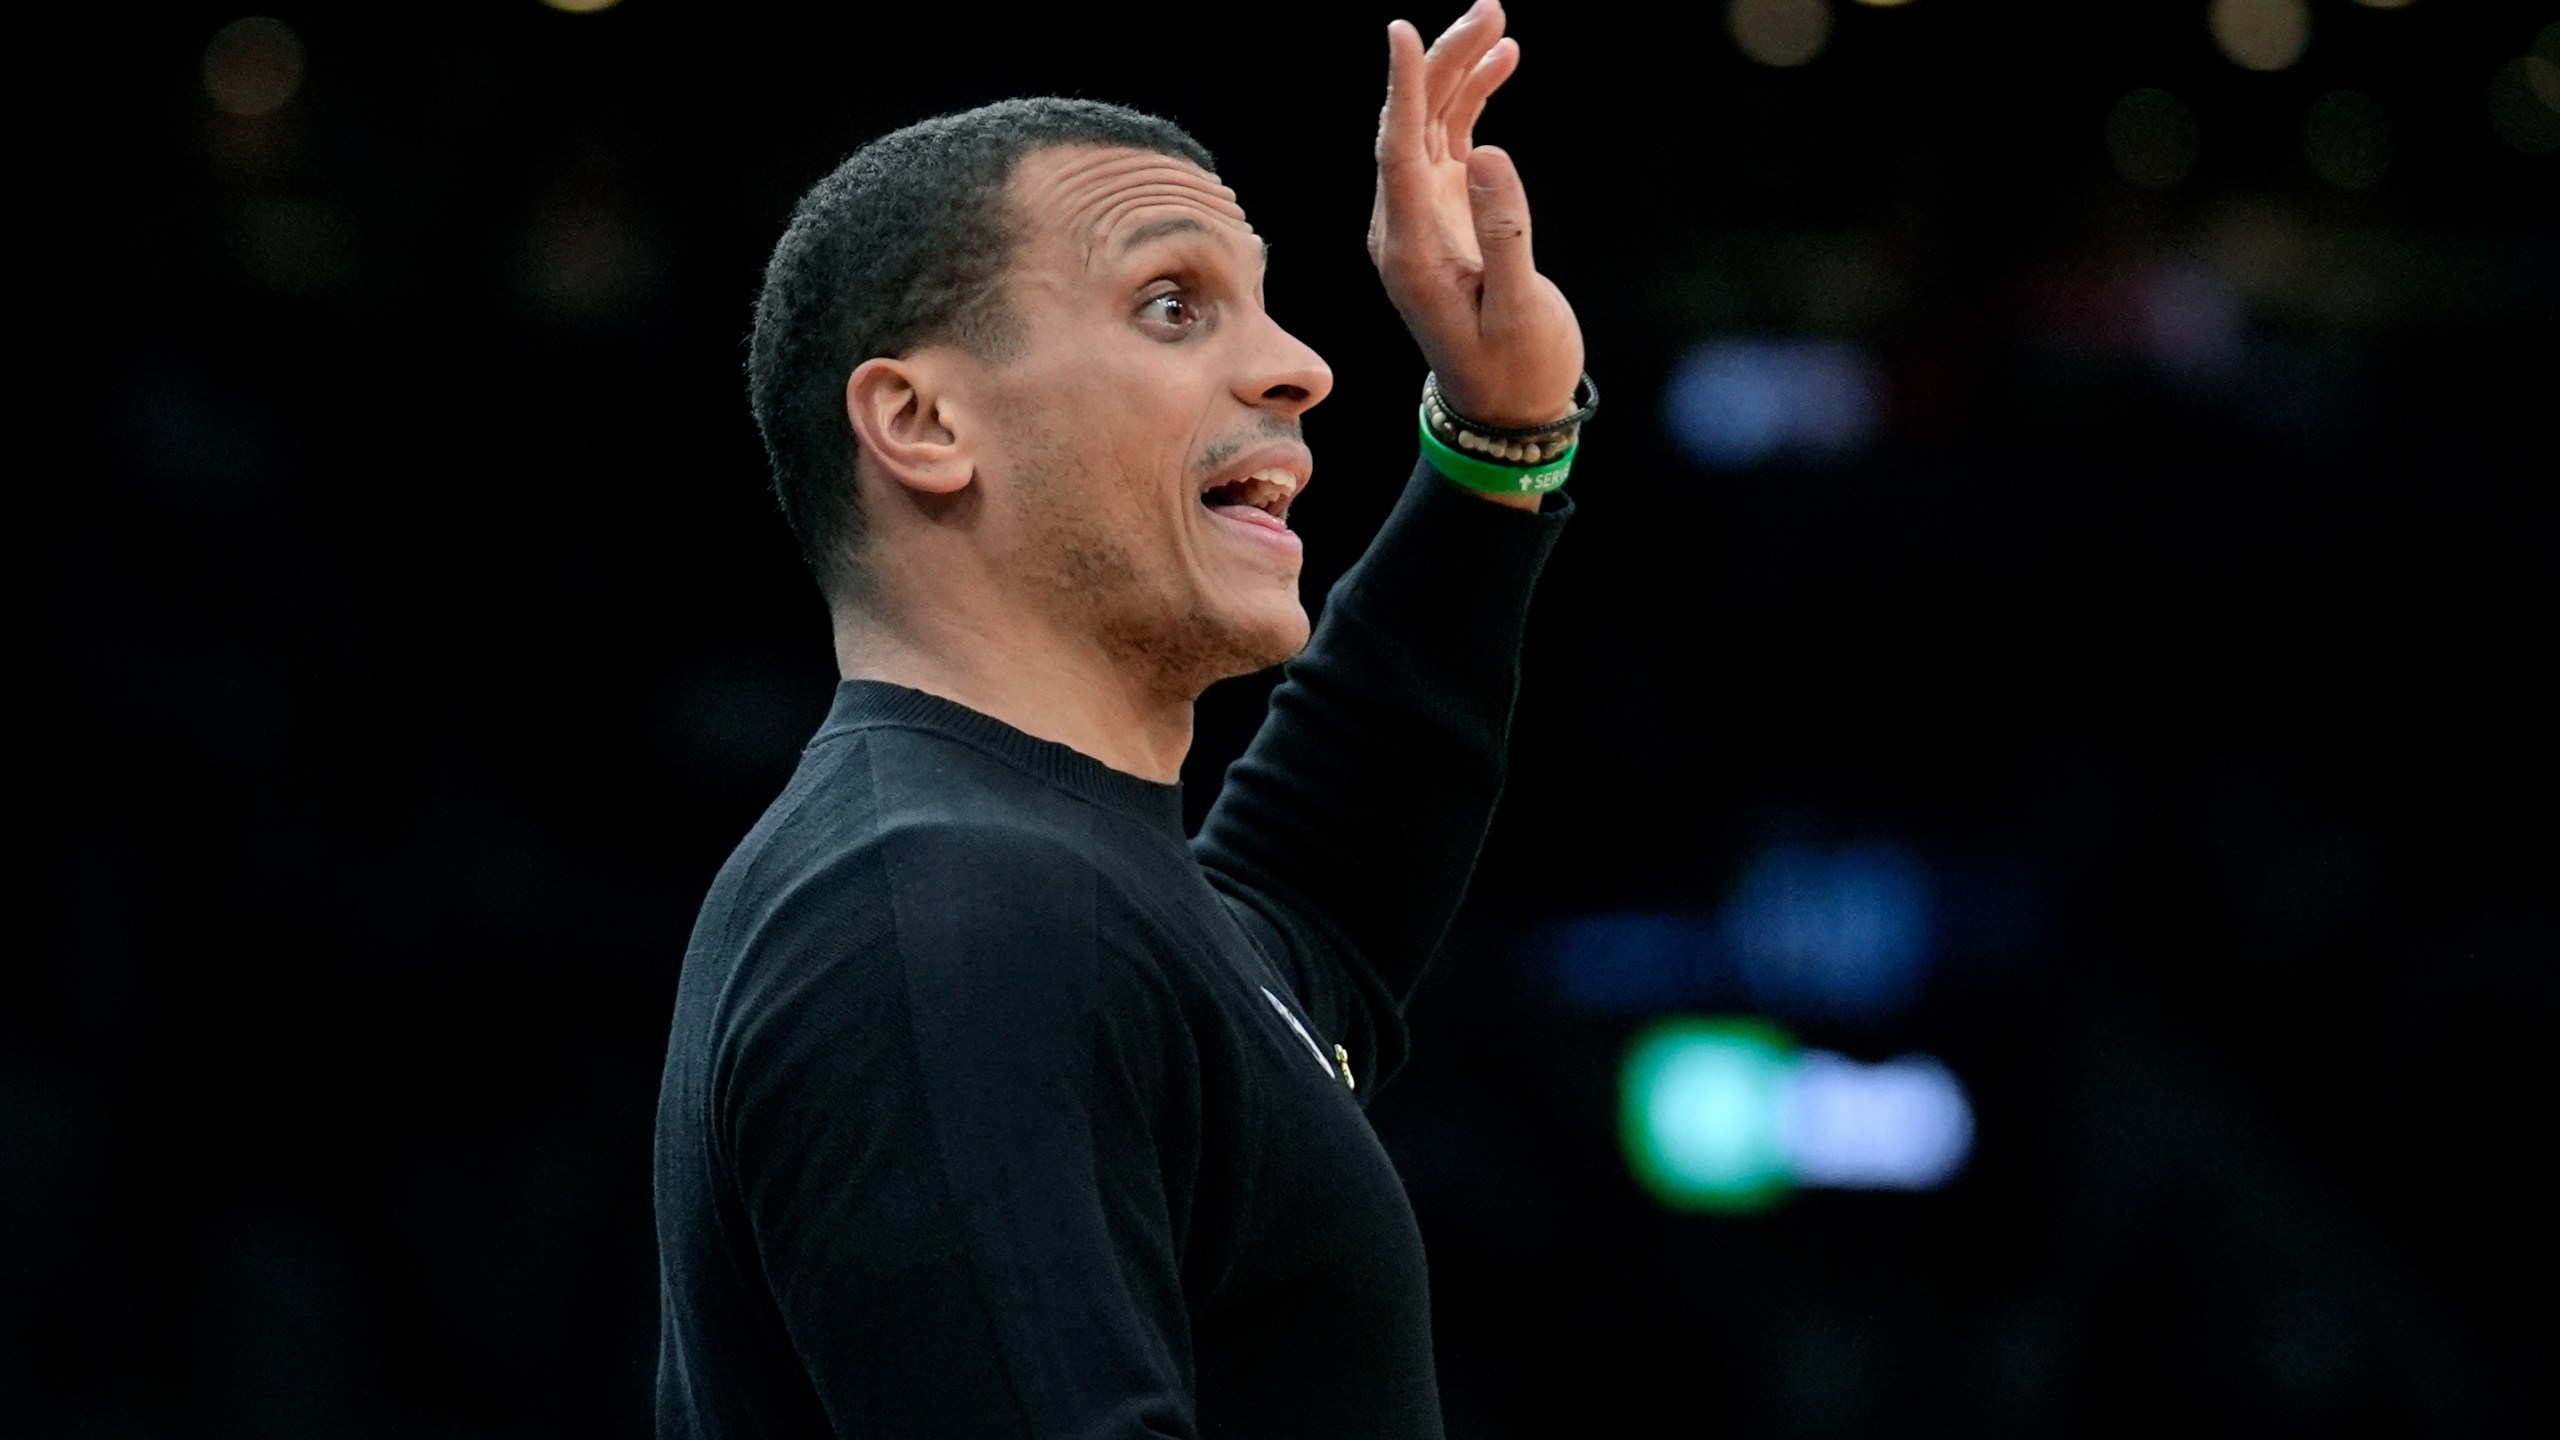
[
  {"xmin": 1419, "ymin": 405, "xmax": 1575, "ymax": 494},
  {"xmin": 1421, "ymin": 371, "xmax": 1599, "ymax": 466}
]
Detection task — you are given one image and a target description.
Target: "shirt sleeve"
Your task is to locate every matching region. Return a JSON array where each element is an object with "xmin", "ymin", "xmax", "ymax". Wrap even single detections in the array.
[
  {"xmin": 1193, "ymin": 457, "xmax": 1570, "ymax": 1095},
  {"xmin": 720, "ymin": 823, "xmax": 1202, "ymax": 1440}
]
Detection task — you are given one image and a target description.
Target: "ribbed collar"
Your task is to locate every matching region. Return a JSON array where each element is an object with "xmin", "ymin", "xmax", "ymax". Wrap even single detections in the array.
[{"xmin": 811, "ymin": 679, "xmax": 1188, "ymax": 837}]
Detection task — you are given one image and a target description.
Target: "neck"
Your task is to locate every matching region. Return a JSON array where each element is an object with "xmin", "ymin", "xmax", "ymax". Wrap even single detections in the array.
[{"xmin": 832, "ymin": 599, "xmax": 1195, "ymax": 785}]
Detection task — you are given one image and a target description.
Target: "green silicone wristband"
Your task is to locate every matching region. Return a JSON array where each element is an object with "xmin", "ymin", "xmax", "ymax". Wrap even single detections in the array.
[{"xmin": 1417, "ymin": 406, "xmax": 1576, "ymax": 495}]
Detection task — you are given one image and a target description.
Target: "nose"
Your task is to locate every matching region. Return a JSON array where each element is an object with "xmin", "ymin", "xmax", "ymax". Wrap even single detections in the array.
[{"xmin": 1239, "ymin": 313, "xmax": 1334, "ymax": 421}]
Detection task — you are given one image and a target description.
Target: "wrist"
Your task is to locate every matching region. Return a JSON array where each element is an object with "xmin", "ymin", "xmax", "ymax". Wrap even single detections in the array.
[
  {"xmin": 1465, "ymin": 486, "xmax": 1545, "ymax": 513},
  {"xmin": 1431, "ymin": 383, "xmax": 1578, "ymax": 431},
  {"xmin": 1418, "ymin": 402, "xmax": 1577, "ymax": 498},
  {"xmin": 1419, "ymin": 371, "xmax": 1598, "ymax": 479}
]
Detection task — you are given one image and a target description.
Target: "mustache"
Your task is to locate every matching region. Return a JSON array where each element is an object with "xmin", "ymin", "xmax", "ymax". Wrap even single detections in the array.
[{"xmin": 1192, "ymin": 416, "xmax": 1304, "ymax": 479}]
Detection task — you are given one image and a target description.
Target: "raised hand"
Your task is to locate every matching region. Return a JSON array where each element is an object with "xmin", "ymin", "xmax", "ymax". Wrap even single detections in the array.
[{"xmin": 1370, "ymin": 0, "xmax": 1585, "ymax": 432}]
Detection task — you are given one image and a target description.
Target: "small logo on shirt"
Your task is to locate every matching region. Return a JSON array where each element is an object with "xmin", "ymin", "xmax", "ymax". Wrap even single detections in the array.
[{"xmin": 1260, "ymin": 986, "xmax": 1344, "ymax": 1085}]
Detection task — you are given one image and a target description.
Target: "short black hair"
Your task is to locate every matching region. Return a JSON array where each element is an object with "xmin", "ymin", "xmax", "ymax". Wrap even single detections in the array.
[{"xmin": 748, "ymin": 98, "xmax": 1217, "ymax": 600}]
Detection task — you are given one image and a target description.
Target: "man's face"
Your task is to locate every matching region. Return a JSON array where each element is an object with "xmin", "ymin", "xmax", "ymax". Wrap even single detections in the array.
[{"xmin": 963, "ymin": 144, "xmax": 1333, "ymax": 696}]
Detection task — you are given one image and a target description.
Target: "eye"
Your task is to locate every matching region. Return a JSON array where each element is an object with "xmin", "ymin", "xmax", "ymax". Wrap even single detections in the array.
[{"xmin": 1137, "ymin": 287, "xmax": 1202, "ymax": 336}]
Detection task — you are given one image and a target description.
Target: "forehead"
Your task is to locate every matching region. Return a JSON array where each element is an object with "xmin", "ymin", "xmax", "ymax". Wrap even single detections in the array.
[{"xmin": 1005, "ymin": 144, "xmax": 1257, "ymax": 271}]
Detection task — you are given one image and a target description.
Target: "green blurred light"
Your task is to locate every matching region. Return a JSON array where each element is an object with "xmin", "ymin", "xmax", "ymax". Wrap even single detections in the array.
[{"xmin": 1619, "ymin": 1017, "xmax": 1797, "ymax": 1213}]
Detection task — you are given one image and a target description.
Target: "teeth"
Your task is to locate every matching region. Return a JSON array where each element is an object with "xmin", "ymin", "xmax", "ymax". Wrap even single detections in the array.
[{"xmin": 1244, "ymin": 467, "xmax": 1300, "ymax": 497}]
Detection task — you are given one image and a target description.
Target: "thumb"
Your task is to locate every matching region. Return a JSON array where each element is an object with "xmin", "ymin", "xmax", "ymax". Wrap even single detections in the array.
[{"xmin": 1466, "ymin": 145, "xmax": 1537, "ymax": 297}]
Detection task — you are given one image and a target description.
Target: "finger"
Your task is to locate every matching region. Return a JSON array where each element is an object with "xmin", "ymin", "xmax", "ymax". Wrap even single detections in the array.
[
  {"xmin": 1443, "ymin": 36, "xmax": 1520, "ymax": 152},
  {"xmin": 1378, "ymin": 19, "xmax": 1428, "ymax": 164},
  {"xmin": 1376, "ymin": 20, "xmax": 1433, "ymax": 222},
  {"xmin": 1422, "ymin": 0, "xmax": 1507, "ymax": 114},
  {"xmin": 1466, "ymin": 145, "xmax": 1537, "ymax": 301},
  {"xmin": 1377, "ymin": 26, "xmax": 1432, "ymax": 242}
]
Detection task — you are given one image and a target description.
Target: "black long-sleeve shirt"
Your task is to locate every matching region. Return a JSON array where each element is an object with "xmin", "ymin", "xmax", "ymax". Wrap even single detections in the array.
[{"xmin": 655, "ymin": 459, "xmax": 1570, "ymax": 1438}]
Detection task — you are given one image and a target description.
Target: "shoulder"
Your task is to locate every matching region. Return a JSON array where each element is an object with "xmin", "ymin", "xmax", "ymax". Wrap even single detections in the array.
[
  {"xmin": 704, "ymin": 718, "xmax": 1120, "ymax": 965},
  {"xmin": 720, "ymin": 808, "xmax": 1132, "ymax": 1004},
  {"xmin": 867, "ymin": 815, "xmax": 1153, "ymax": 1016},
  {"xmin": 712, "ymin": 812, "xmax": 1192, "ymax": 1134}
]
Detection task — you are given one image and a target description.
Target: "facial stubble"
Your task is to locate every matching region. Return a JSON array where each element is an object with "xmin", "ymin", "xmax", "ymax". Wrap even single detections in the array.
[{"xmin": 1010, "ymin": 425, "xmax": 1304, "ymax": 703}]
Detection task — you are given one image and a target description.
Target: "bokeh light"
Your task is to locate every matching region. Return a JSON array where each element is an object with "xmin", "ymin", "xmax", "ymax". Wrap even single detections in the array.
[
  {"xmin": 1622, "ymin": 1020, "xmax": 1976, "ymax": 1211},
  {"xmin": 202, "ymin": 17, "xmax": 304, "ymax": 118},
  {"xmin": 2348, "ymin": 0, "xmax": 2414, "ymax": 9},
  {"xmin": 2209, "ymin": 0, "xmax": 2311, "ymax": 73},
  {"xmin": 1543, "ymin": 911, "xmax": 1714, "ymax": 1012},
  {"xmin": 2489, "ymin": 55, "xmax": 2560, "ymax": 155},
  {"xmin": 1622, "ymin": 1019, "xmax": 1796, "ymax": 1212},
  {"xmin": 2303, "ymin": 90, "xmax": 2394, "ymax": 189},
  {"xmin": 1784, "ymin": 1051, "xmax": 1973, "ymax": 1190},
  {"xmin": 2106, "ymin": 87, "xmax": 2201, "ymax": 188},
  {"xmin": 1663, "ymin": 337, "xmax": 1880, "ymax": 468},
  {"xmin": 1722, "ymin": 841, "xmax": 1933, "ymax": 1022},
  {"xmin": 2499, "ymin": 22, "xmax": 2560, "ymax": 156},
  {"xmin": 542, "ymin": 0, "xmax": 626, "ymax": 13},
  {"xmin": 1538, "ymin": 841, "xmax": 1939, "ymax": 1020},
  {"xmin": 1728, "ymin": 0, "xmax": 1833, "ymax": 69}
]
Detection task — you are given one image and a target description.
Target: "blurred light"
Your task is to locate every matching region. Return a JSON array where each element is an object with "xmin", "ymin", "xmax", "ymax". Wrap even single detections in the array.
[
  {"xmin": 1546, "ymin": 911, "xmax": 1716, "ymax": 1011},
  {"xmin": 1621, "ymin": 1019, "xmax": 1975, "ymax": 1212},
  {"xmin": 202, "ymin": 17, "xmax": 303, "ymax": 118},
  {"xmin": 1728, "ymin": 0, "xmax": 1833, "ymax": 68},
  {"xmin": 1849, "ymin": 0, "xmax": 1915, "ymax": 6},
  {"xmin": 1663, "ymin": 337, "xmax": 1880, "ymax": 468},
  {"xmin": 2021, "ymin": 255, "xmax": 2245, "ymax": 375},
  {"xmin": 2490, "ymin": 57, "xmax": 2560, "ymax": 155},
  {"xmin": 2209, "ymin": 0, "xmax": 2311, "ymax": 73},
  {"xmin": 1622, "ymin": 1019, "xmax": 1795, "ymax": 1212},
  {"xmin": 542, "ymin": 0, "xmax": 626, "ymax": 12},
  {"xmin": 2105, "ymin": 88, "xmax": 2200, "ymax": 189},
  {"xmin": 2347, "ymin": 0, "xmax": 2413, "ymax": 8},
  {"xmin": 1783, "ymin": 1050, "xmax": 1972, "ymax": 1189},
  {"xmin": 1722, "ymin": 842, "xmax": 1933, "ymax": 1021},
  {"xmin": 1538, "ymin": 841, "xmax": 1940, "ymax": 1019},
  {"xmin": 2302, "ymin": 91, "xmax": 2393, "ymax": 190},
  {"xmin": 2136, "ymin": 264, "xmax": 2243, "ymax": 376}
]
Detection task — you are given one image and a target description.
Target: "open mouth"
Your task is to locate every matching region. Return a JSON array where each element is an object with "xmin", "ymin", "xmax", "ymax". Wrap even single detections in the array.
[{"xmin": 1200, "ymin": 468, "xmax": 1301, "ymax": 528}]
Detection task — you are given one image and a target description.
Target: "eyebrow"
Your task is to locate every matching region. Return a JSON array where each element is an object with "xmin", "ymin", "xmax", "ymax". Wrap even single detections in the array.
[
  {"xmin": 1117, "ymin": 216, "xmax": 1209, "ymax": 253},
  {"xmin": 1113, "ymin": 215, "xmax": 1271, "ymax": 264}
]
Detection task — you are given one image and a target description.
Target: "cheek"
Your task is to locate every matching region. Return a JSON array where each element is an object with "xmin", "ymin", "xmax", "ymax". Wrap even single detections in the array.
[{"xmin": 1018, "ymin": 341, "xmax": 1224, "ymax": 534}]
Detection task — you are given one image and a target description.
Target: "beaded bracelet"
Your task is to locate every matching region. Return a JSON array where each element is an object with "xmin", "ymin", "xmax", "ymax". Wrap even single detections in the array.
[{"xmin": 1420, "ymin": 371, "xmax": 1600, "ymax": 467}]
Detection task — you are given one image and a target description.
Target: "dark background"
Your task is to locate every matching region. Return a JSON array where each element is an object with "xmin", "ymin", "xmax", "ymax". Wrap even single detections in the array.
[{"xmin": 18, "ymin": 0, "xmax": 2555, "ymax": 1434}]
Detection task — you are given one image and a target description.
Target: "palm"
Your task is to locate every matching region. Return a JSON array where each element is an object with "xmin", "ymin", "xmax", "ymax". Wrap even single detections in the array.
[{"xmin": 1396, "ymin": 119, "xmax": 1484, "ymax": 272}]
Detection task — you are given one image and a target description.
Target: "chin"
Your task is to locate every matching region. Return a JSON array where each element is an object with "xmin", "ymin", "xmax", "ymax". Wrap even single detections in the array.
[
  {"xmin": 1203, "ymin": 592, "xmax": 1310, "ymax": 679},
  {"xmin": 1103, "ymin": 587, "xmax": 1308, "ymax": 700},
  {"xmin": 1244, "ymin": 605, "xmax": 1312, "ymax": 671}
]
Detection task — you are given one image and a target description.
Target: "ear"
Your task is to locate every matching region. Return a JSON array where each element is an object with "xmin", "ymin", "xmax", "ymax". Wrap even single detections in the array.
[{"xmin": 845, "ymin": 354, "xmax": 973, "ymax": 496}]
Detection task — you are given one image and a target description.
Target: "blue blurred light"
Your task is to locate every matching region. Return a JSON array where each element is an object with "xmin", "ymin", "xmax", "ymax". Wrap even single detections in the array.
[
  {"xmin": 1537, "ymin": 842, "xmax": 1936, "ymax": 1021},
  {"xmin": 1544, "ymin": 911, "xmax": 1718, "ymax": 1010},
  {"xmin": 1721, "ymin": 842, "xmax": 1933, "ymax": 1022},
  {"xmin": 1783, "ymin": 1050, "xmax": 1973, "ymax": 1189},
  {"xmin": 1662, "ymin": 337, "xmax": 1881, "ymax": 468}
]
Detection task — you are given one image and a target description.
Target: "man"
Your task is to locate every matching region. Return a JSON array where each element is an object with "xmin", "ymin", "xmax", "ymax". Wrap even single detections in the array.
[{"xmin": 655, "ymin": 3, "xmax": 1588, "ymax": 1434}]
